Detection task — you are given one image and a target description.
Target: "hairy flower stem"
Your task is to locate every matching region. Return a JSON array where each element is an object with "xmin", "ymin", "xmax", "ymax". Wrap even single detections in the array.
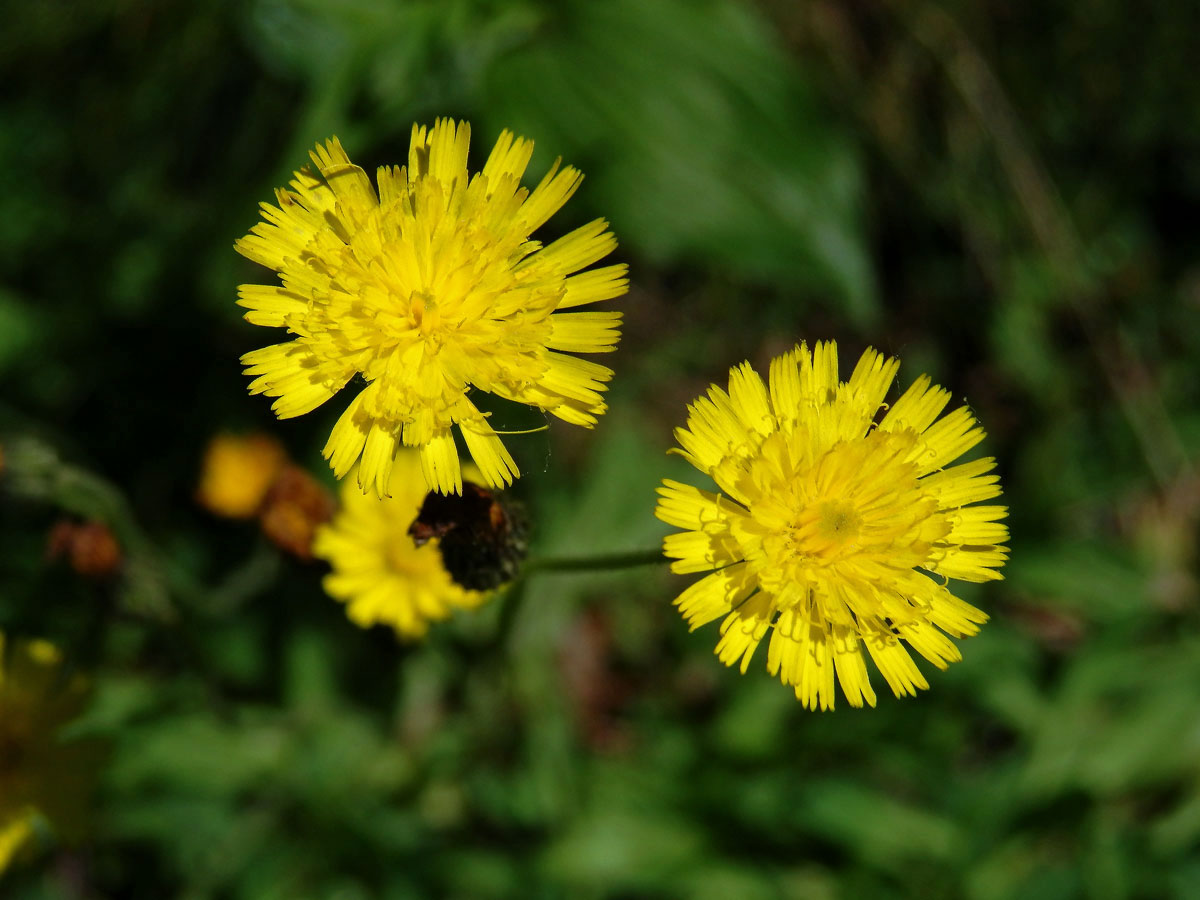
[{"xmin": 524, "ymin": 549, "xmax": 666, "ymax": 574}]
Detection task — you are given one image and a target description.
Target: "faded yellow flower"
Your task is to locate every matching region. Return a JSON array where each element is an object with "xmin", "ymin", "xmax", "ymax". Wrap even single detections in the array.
[{"xmin": 312, "ymin": 450, "xmax": 492, "ymax": 639}]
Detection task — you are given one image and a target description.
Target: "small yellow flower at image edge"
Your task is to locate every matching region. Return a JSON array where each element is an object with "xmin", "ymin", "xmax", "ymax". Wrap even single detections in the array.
[
  {"xmin": 0, "ymin": 634, "xmax": 101, "ymax": 873},
  {"xmin": 235, "ymin": 120, "xmax": 627, "ymax": 497},
  {"xmin": 312, "ymin": 449, "xmax": 493, "ymax": 640},
  {"xmin": 655, "ymin": 341, "xmax": 1009, "ymax": 711}
]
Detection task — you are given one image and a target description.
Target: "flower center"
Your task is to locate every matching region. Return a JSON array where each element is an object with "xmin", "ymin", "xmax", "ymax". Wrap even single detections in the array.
[
  {"xmin": 409, "ymin": 291, "xmax": 441, "ymax": 335},
  {"xmin": 778, "ymin": 498, "xmax": 868, "ymax": 567},
  {"xmin": 747, "ymin": 429, "xmax": 940, "ymax": 587},
  {"xmin": 307, "ymin": 200, "xmax": 560, "ymax": 442},
  {"xmin": 815, "ymin": 500, "xmax": 863, "ymax": 545},
  {"xmin": 385, "ymin": 537, "xmax": 423, "ymax": 576},
  {"xmin": 383, "ymin": 516, "xmax": 448, "ymax": 582}
]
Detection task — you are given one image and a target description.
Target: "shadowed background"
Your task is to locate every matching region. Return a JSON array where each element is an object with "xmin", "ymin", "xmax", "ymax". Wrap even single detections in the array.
[{"xmin": 2, "ymin": 0, "xmax": 1199, "ymax": 897}]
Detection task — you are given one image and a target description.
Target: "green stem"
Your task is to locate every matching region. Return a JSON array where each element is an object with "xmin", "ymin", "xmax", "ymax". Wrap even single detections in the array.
[{"xmin": 524, "ymin": 548, "xmax": 666, "ymax": 574}]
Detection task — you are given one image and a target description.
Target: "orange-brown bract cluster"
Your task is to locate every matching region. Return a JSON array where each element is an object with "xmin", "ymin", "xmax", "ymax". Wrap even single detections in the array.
[
  {"xmin": 259, "ymin": 465, "xmax": 336, "ymax": 561},
  {"xmin": 196, "ymin": 433, "xmax": 334, "ymax": 560},
  {"xmin": 46, "ymin": 520, "xmax": 123, "ymax": 579}
]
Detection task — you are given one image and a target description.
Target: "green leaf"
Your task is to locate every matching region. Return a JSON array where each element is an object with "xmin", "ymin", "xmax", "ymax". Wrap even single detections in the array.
[
  {"xmin": 480, "ymin": 0, "xmax": 875, "ymax": 322},
  {"xmin": 797, "ymin": 780, "xmax": 964, "ymax": 870},
  {"xmin": 1006, "ymin": 541, "xmax": 1149, "ymax": 623},
  {"xmin": 0, "ymin": 288, "xmax": 38, "ymax": 374},
  {"xmin": 541, "ymin": 808, "xmax": 705, "ymax": 892}
]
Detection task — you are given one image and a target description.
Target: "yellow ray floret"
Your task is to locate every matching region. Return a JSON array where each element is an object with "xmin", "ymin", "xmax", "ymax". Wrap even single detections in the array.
[
  {"xmin": 655, "ymin": 341, "xmax": 1009, "ymax": 711},
  {"xmin": 312, "ymin": 450, "xmax": 492, "ymax": 639},
  {"xmin": 235, "ymin": 120, "xmax": 628, "ymax": 494}
]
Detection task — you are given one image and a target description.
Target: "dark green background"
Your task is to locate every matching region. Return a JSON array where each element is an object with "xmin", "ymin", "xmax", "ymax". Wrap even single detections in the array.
[{"xmin": 3, "ymin": 1, "xmax": 1199, "ymax": 897}]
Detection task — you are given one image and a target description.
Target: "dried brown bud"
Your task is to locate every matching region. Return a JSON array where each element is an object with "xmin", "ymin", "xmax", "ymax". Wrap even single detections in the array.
[
  {"xmin": 258, "ymin": 465, "xmax": 335, "ymax": 561},
  {"xmin": 409, "ymin": 482, "xmax": 528, "ymax": 590},
  {"xmin": 46, "ymin": 520, "xmax": 123, "ymax": 579}
]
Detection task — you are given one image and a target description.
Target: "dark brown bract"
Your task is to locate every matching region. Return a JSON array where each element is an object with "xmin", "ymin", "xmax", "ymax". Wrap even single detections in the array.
[{"xmin": 409, "ymin": 482, "xmax": 528, "ymax": 591}]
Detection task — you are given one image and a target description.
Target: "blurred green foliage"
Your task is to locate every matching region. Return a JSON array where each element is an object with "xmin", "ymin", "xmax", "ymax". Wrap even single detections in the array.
[{"xmin": 2, "ymin": 0, "xmax": 1200, "ymax": 897}]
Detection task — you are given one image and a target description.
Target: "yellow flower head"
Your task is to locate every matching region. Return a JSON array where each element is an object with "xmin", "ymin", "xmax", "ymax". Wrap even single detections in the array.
[
  {"xmin": 236, "ymin": 120, "xmax": 627, "ymax": 496},
  {"xmin": 196, "ymin": 432, "xmax": 287, "ymax": 519},
  {"xmin": 312, "ymin": 449, "xmax": 492, "ymax": 639},
  {"xmin": 0, "ymin": 634, "xmax": 100, "ymax": 872},
  {"xmin": 655, "ymin": 342, "xmax": 1009, "ymax": 711}
]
